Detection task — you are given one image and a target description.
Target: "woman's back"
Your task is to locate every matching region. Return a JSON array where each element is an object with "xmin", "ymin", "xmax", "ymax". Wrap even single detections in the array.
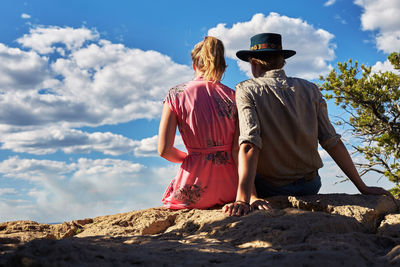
[
  {"xmin": 162, "ymin": 78, "xmax": 238, "ymax": 209},
  {"xmin": 166, "ymin": 77, "xmax": 236, "ymax": 150}
]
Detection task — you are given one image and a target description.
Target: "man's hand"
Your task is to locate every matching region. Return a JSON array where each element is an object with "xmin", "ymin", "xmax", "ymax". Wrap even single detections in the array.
[
  {"xmin": 250, "ymin": 198, "xmax": 272, "ymax": 211},
  {"xmin": 326, "ymin": 140, "xmax": 393, "ymax": 199},
  {"xmin": 360, "ymin": 186, "xmax": 398, "ymax": 206},
  {"xmin": 223, "ymin": 201, "xmax": 251, "ymax": 216},
  {"xmin": 360, "ymin": 186, "xmax": 392, "ymax": 196}
]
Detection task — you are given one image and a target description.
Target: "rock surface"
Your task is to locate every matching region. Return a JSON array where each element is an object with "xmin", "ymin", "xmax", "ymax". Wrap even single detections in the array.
[{"xmin": 0, "ymin": 194, "xmax": 399, "ymax": 266}]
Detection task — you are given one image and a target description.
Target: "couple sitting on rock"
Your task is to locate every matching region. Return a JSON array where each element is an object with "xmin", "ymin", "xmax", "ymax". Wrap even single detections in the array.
[{"xmin": 157, "ymin": 33, "xmax": 390, "ymax": 216}]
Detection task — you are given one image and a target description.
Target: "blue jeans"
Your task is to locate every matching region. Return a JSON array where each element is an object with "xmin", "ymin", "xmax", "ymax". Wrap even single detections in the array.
[{"xmin": 255, "ymin": 173, "xmax": 321, "ymax": 198}]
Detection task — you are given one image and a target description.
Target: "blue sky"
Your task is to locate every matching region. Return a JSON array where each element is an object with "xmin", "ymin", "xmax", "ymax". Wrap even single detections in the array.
[{"xmin": 0, "ymin": 0, "xmax": 399, "ymax": 223}]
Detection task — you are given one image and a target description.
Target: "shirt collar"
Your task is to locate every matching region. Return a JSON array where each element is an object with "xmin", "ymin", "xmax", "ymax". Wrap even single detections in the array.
[{"xmin": 260, "ymin": 69, "xmax": 287, "ymax": 79}]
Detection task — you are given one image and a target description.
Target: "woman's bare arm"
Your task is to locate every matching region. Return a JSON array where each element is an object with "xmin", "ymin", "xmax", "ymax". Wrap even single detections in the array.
[{"xmin": 157, "ymin": 103, "xmax": 187, "ymax": 163}]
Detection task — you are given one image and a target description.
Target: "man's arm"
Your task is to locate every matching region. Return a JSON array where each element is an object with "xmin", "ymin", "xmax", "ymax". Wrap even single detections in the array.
[
  {"xmin": 224, "ymin": 142, "xmax": 260, "ymax": 216},
  {"xmin": 326, "ymin": 139, "xmax": 390, "ymax": 195},
  {"xmin": 237, "ymin": 142, "xmax": 259, "ymax": 202},
  {"xmin": 316, "ymin": 88, "xmax": 390, "ymax": 196}
]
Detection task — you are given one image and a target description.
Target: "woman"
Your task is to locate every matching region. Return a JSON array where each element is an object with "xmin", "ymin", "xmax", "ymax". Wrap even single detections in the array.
[{"xmin": 158, "ymin": 36, "xmax": 238, "ymax": 209}]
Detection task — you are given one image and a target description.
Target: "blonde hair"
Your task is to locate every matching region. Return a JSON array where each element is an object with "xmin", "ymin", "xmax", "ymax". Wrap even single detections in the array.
[
  {"xmin": 249, "ymin": 55, "xmax": 286, "ymax": 72},
  {"xmin": 191, "ymin": 36, "xmax": 227, "ymax": 82}
]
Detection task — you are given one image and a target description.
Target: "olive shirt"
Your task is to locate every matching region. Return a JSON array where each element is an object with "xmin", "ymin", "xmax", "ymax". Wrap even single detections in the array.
[{"xmin": 235, "ymin": 69, "xmax": 341, "ymax": 187}]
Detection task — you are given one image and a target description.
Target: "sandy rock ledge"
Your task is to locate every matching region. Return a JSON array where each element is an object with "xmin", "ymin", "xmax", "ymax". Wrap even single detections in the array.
[{"xmin": 0, "ymin": 194, "xmax": 399, "ymax": 266}]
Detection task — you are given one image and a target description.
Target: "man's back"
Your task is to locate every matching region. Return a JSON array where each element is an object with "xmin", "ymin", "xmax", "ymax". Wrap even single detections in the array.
[{"xmin": 236, "ymin": 69, "xmax": 340, "ymax": 186}]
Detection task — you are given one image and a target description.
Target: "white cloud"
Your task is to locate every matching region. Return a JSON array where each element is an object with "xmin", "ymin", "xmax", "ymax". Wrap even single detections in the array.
[
  {"xmin": 0, "ymin": 200, "xmax": 36, "ymax": 222},
  {"xmin": 0, "ymin": 156, "xmax": 74, "ymax": 181},
  {"xmin": 70, "ymin": 158, "xmax": 145, "ymax": 196},
  {"xmin": 324, "ymin": 0, "xmax": 337, "ymax": 6},
  {"xmin": 151, "ymin": 164, "xmax": 180, "ymax": 185},
  {"xmin": 0, "ymin": 26, "xmax": 193, "ymax": 129},
  {"xmin": 208, "ymin": 13, "xmax": 336, "ymax": 79},
  {"xmin": 0, "ymin": 188, "xmax": 18, "ymax": 196},
  {"xmin": 21, "ymin": 13, "xmax": 31, "ymax": 19},
  {"xmin": 0, "ymin": 156, "xmax": 176, "ymax": 222},
  {"xmin": 17, "ymin": 26, "xmax": 99, "ymax": 54},
  {"xmin": 133, "ymin": 135, "xmax": 159, "ymax": 157},
  {"xmin": 371, "ymin": 60, "xmax": 400, "ymax": 74},
  {"xmin": 0, "ymin": 127, "xmax": 135, "ymax": 155},
  {"xmin": 375, "ymin": 32, "xmax": 400, "ymax": 53},
  {"xmin": 0, "ymin": 44, "xmax": 49, "ymax": 91},
  {"xmin": 355, "ymin": 0, "xmax": 400, "ymax": 53}
]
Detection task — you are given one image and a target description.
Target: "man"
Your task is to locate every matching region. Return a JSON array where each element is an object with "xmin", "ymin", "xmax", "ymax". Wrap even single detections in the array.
[{"xmin": 224, "ymin": 33, "xmax": 390, "ymax": 216}]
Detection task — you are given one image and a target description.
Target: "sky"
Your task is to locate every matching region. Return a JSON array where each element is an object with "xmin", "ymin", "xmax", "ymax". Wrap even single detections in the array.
[{"xmin": 0, "ymin": 0, "xmax": 399, "ymax": 223}]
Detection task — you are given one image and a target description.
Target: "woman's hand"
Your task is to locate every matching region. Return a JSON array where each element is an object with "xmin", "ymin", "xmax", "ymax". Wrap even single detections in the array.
[
  {"xmin": 250, "ymin": 198, "xmax": 272, "ymax": 211},
  {"xmin": 223, "ymin": 201, "xmax": 251, "ymax": 216}
]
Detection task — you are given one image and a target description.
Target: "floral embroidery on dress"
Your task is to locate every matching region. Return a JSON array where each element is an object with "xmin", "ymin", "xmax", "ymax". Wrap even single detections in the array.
[
  {"xmin": 213, "ymin": 96, "xmax": 236, "ymax": 119},
  {"xmin": 204, "ymin": 139, "xmax": 230, "ymax": 165},
  {"xmin": 173, "ymin": 183, "xmax": 206, "ymax": 206},
  {"xmin": 205, "ymin": 151, "xmax": 229, "ymax": 165},
  {"xmin": 169, "ymin": 83, "xmax": 187, "ymax": 98}
]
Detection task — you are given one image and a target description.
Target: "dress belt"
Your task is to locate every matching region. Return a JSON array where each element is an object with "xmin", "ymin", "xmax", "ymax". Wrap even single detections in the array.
[{"xmin": 187, "ymin": 144, "xmax": 231, "ymax": 154}]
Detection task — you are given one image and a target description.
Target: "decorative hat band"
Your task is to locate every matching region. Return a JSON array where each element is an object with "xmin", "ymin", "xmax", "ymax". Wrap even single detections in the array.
[
  {"xmin": 236, "ymin": 33, "xmax": 296, "ymax": 61},
  {"xmin": 250, "ymin": 43, "xmax": 282, "ymax": 51}
]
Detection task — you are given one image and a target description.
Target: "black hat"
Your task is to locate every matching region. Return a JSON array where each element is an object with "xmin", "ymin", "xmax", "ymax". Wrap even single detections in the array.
[{"xmin": 236, "ymin": 33, "xmax": 296, "ymax": 62}]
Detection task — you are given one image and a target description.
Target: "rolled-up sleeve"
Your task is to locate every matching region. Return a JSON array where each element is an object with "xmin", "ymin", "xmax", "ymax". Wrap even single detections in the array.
[
  {"xmin": 317, "ymin": 93, "xmax": 341, "ymax": 150},
  {"xmin": 163, "ymin": 88, "xmax": 181, "ymax": 118},
  {"xmin": 236, "ymin": 84, "xmax": 262, "ymax": 149}
]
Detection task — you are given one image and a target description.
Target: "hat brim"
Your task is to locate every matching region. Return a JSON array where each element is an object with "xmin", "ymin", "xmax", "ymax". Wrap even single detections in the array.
[{"xmin": 236, "ymin": 49, "xmax": 296, "ymax": 62}]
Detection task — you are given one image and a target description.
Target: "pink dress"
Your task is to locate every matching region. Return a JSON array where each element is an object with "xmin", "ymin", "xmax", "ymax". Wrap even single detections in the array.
[{"xmin": 162, "ymin": 77, "xmax": 238, "ymax": 209}]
